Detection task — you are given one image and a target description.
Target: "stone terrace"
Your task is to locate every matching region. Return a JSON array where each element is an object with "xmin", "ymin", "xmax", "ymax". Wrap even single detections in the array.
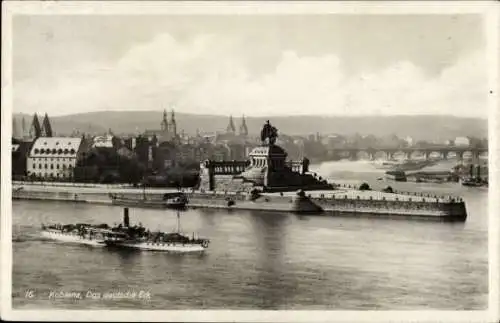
[{"xmin": 267, "ymin": 189, "xmax": 462, "ymax": 204}]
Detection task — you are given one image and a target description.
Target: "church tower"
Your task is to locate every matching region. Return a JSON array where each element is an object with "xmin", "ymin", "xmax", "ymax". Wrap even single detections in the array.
[
  {"xmin": 40, "ymin": 113, "xmax": 53, "ymax": 137},
  {"xmin": 29, "ymin": 113, "xmax": 42, "ymax": 139},
  {"xmin": 239, "ymin": 115, "xmax": 248, "ymax": 137},
  {"xmin": 160, "ymin": 109, "xmax": 169, "ymax": 132},
  {"xmin": 170, "ymin": 109, "xmax": 177, "ymax": 138},
  {"xmin": 226, "ymin": 115, "xmax": 236, "ymax": 134}
]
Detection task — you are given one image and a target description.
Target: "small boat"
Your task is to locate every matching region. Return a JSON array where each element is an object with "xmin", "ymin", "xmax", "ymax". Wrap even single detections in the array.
[
  {"xmin": 460, "ymin": 177, "xmax": 486, "ymax": 187},
  {"xmin": 40, "ymin": 223, "xmax": 126, "ymax": 247},
  {"xmin": 460, "ymin": 164, "xmax": 487, "ymax": 187},
  {"xmin": 385, "ymin": 170, "xmax": 407, "ymax": 182},
  {"xmin": 392, "ymin": 160, "xmax": 434, "ymax": 172},
  {"xmin": 104, "ymin": 208, "xmax": 210, "ymax": 253}
]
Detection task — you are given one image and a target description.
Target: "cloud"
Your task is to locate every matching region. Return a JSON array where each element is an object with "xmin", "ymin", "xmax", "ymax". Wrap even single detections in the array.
[{"xmin": 13, "ymin": 32, "xmax": 488, "ymax": 118}]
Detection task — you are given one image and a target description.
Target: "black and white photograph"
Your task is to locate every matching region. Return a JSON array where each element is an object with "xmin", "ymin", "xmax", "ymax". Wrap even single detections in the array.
[{"xmin": 1, "ymin": 1, "xmax": 498, "ymax": 322}]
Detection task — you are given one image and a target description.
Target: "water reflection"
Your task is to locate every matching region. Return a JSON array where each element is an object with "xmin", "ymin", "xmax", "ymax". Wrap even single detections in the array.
[
  {"xmin": 12, "ymin": 193, "xmax": 488, "ymax": 310},
  {"xmin": 247, "ymin": 211, "xmax": 291, "ymax": 308},
  {"xmin": 106, "ymin": 246, "xmax": 142, "ymax": 263},
  {"xmin": 250, "ymin": 211, "xmax": 287, "ymax": 255},
  {"xmin": 197, "ymin": 208, "xmax": 218, "ymax": 227}
]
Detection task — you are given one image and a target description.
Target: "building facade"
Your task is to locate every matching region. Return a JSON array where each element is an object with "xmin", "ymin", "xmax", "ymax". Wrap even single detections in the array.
[
  {"xmin": 27, "ymin": 137, "xmax": 85, "ymax": 180},
  {"xmin": 92, "ymin": 132, "xmax": 116, "ymax": 148},
  {"xmin": 12, "ymin": 138, "xmax": 33, "ymax": 179},
  {"xmin": 134, "ymin": 135, "xmax": 157, "ymax": 169},
  {"xmin": 454, "ymin": 136, "xmax": 471, "ymax": 147}
]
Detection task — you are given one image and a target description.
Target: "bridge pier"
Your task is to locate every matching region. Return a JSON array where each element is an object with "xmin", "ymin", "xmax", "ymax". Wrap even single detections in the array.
[
  {"xmin": 442, "ymin": 151, "xmax": 448, "ymax": 160},
  {"xmin": 327, "ymin": 150, "xmax": 342, "ymax": 161},
  {"xmin": 424, "ymin": 151, "xmax": 431, "ymax": 160},
  {"xmin": 471, "ymin": 151, "xmax": 480, "ymax": 165},
  {"xmin": 456, "ymin": 151, "xmax": 464, "ymax": 164},
  {"xmin": 405, "ymin": 151, "xmax": 412, "ymax": 160}
]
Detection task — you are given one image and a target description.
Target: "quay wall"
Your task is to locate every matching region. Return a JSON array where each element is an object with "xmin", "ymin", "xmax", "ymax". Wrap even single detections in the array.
[
  {"xmin": 313, "ymin": 197, "xmax": 466, "ymax": 220},
  {"xmin": 187, "ymin": 192, "xmax": 466, "ymax": 221},
  {"xmin": 11, "ymin": 182, "xmax": 466, "ymax": 221}
]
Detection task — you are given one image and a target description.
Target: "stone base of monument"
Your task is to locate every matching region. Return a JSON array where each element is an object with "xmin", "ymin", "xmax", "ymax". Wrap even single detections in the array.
[{"xmin": 291, "ymin": 189, "xmax": 324, "ymax": 214}]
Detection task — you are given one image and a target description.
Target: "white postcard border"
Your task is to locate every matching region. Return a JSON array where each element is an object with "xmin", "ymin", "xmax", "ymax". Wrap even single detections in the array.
[{"xmin": 1, "ymin": 1, "xmax": 498, "ymax": 322}]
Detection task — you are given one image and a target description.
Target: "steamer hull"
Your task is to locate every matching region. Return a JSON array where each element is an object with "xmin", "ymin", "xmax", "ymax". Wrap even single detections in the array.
[
  {"xmin": 106, "ymin": 240, "xmax": 206, "ymax": 252},
  {"xmin": 40, "ymin": 230, "xmax": 107, "ymax": 246}
]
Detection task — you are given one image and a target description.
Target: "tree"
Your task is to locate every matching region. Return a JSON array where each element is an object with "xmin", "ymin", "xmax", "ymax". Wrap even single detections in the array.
[
  {"xmin": 74, "ymin": 147, "xmax": 145, "ymax": 184},
  {"xmin": 359, "ymin": 182, "xmax": 371, "ymax": 191},
  {"xmin": 382, "ymin": 186, "xmax": 394, "ymax": 193},
  {"xmin": 117, "ymin": 155, "xmax": 145, "ymax": 184}
]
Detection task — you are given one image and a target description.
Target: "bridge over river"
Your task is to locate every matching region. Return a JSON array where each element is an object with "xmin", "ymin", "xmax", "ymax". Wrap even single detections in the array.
[{"xmin": 326, "ymin": 146, "xmax": 488, "ymax": 161}]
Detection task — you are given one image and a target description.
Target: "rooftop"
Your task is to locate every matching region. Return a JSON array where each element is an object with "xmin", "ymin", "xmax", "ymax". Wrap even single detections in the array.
[{"xmin": 30, "ymin": 137, "xmax": 83, "ymax": 157}]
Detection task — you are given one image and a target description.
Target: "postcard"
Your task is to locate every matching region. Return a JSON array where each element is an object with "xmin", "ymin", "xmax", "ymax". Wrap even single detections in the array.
[{"xmin": 1, "ymin": 1, "xmax": 498, "ymax": 322}]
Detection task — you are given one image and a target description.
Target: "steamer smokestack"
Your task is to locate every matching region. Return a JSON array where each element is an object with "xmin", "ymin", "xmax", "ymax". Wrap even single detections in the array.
[{"xmin": 123, "ymin": 208, "xmax": 130, "ymax": 227}]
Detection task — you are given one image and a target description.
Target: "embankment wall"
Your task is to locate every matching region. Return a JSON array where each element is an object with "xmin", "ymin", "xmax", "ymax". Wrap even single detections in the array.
[{"xmin": 12, "ymin": 182, "xmax": 466, "ymax": 221}]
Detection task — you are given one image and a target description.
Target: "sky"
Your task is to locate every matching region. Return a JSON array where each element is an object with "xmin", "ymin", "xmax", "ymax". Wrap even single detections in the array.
[{"xmin": 12, "ymin": 14, "xmax": 489, "ymax": 118}]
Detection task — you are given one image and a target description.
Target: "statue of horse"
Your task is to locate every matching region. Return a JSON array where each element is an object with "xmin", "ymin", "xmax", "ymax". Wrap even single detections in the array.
[{"xmin": 260, "ymin": 120, "xmax": 278, "ymax": 145}]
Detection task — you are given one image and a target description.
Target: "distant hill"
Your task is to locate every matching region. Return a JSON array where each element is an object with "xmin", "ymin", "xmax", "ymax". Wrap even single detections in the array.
[{"xmin": 12, "ymin": 111, "xmax": 487, "ymax": 142}]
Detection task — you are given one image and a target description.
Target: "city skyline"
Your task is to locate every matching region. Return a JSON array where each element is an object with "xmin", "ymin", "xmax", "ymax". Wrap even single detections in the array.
[{"xmin": 13, "ymin": 13, "xmax": 489, "ymax": 118}]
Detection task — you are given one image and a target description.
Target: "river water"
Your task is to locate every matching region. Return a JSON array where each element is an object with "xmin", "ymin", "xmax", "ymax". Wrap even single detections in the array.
[{"xmin": 11, "ymin": 160, "xmax": 488, "ymax": 310}]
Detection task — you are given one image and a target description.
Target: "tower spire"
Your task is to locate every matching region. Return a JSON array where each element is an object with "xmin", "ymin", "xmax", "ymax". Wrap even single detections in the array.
[
  {"xmin": 239, "ymin": 114, "xmax": 248, "ymax": 136},
  {"xmin": 227, "ymin": 115, "xmax": 236, "ymax": 134},
  {"xmin": 170, "ymin": 109, "xmax": 177, "ymax": 137},
  {"xmin": 41, "ymin": 113, "xmax": 53, "ymax": 137},
  {"xmin": 29, "ymin": 113, "xmax": 42, "ymax": 139},
  {"xmin": 161, "ymin": 109, "xmax": 168, "ymax": 132}
]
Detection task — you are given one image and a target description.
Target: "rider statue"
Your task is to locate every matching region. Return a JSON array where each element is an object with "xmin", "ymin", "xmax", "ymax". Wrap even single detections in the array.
[{"xmin": 260, "ymin": 120, "xmax": 278, "ymax": 145}]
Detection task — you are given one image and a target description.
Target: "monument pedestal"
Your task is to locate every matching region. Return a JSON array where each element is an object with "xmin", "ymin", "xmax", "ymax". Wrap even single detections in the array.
[{"xmin": 198, "ymin": 121, "xmax": 333, "ymax": 192}]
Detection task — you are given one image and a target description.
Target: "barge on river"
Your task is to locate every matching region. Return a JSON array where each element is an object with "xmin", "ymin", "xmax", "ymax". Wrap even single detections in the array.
[{"xmin": 110, "ymin": 191, "xmax": 188, "ymax": 210}]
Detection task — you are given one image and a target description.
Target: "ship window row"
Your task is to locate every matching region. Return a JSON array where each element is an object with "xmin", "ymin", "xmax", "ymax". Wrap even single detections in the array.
[{"xmin": 33, "ymin": 148, "xmax": 76, "ymax": 155}]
